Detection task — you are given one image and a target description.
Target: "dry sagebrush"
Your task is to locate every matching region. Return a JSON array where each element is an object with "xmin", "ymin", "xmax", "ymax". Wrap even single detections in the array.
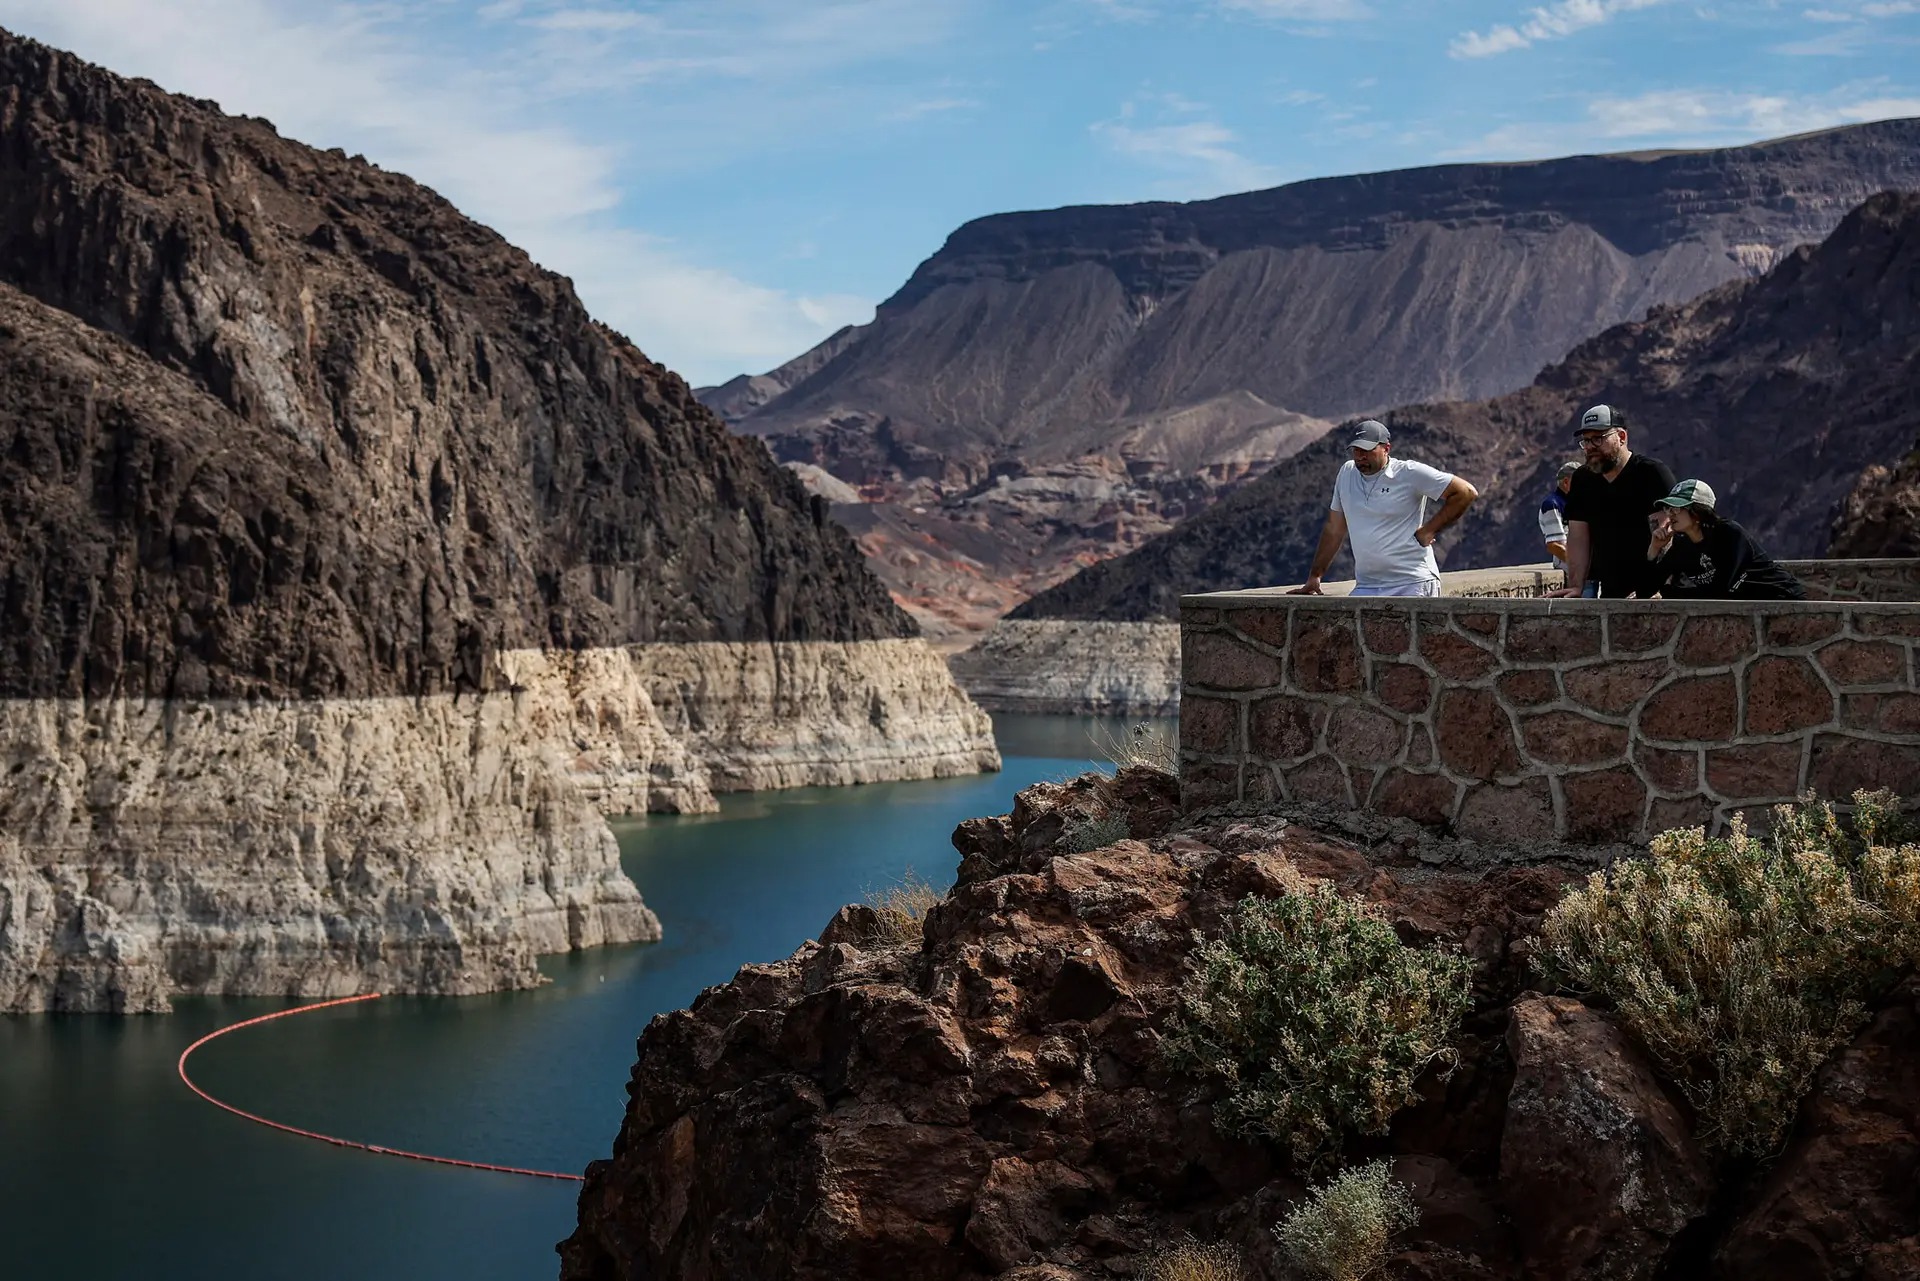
[
  {"xmin": 1536, "ymin": 790, "xmax": 1920, "ymax": 1157},
  {"xmin": 1275, "ymin": 1161, "xmax": 1419, "ymax": 1281}
]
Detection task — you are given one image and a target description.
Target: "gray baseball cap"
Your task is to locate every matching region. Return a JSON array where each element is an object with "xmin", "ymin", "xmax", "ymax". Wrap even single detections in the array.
[
  {"xmin": 1555, "ymin": 460, "xmax": 1582, "ymax": 480},
  {"xmin": 1578, "ymin": 404, "xmax": 1627, "ymax": 434},
  {"xmin": 1656, "ymin": 478, "xmax": 1716, "ymax": 510},
  {"xmin": 1347, "ymin": 419, "xmax": 1391, "ymax": 449}
]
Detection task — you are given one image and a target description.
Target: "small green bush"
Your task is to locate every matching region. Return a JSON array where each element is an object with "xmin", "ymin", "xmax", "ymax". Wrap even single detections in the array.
[
  {"xmin": 863, "ymin": 871, "xmax": 945, "ymax": 947},
  {"xmin": 1536, "ymin": 790, "xmax": 1920, "ymax": 1157},
  {"xmin": 1063, "ymin": 812, "xmax": 1131, "ymax": 852},
  {"xmin": 1161, "ymin": 871, "xmax": 1473, "ymax": 1172},
  {"xmin": 1138, "ymin": 1236, "xmax": 1247, "ymax": 1281},
  {"xmin": 1275, "ymin": 1160, "xmax": 1419, "ymax": 1281}
]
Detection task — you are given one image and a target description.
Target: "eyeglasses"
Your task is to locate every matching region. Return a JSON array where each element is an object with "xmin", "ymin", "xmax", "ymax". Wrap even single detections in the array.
[{"xmin": 1576, "ymin": 431, "xmax": 1618, "ymax": 448}]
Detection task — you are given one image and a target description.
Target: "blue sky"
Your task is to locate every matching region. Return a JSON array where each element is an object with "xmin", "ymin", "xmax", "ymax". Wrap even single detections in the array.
[{"xmin": 2, "ymin": 1, "xmax": 1917, "ymax": 385}]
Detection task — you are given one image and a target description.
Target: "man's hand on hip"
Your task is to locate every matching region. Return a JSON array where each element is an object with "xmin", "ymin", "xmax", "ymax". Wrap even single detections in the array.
[{"xmin": 1414, "ymin": 524, "xmax": 1437, "ymax": 547}]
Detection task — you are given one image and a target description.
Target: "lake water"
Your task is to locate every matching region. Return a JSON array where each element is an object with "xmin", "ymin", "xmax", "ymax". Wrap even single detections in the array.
[{"xmin": 0, "ymin": 715, "xmax": 1154, "ymax": 1281}]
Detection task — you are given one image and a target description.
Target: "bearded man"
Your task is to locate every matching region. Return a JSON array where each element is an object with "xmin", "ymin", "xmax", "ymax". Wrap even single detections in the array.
[{"xmin": 1552, "ymin": 405, "xmax": 1676, "ymax": 598}]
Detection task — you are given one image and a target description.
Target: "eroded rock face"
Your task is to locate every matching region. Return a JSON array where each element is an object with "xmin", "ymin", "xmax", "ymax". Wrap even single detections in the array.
[
  {"xmin": 562, "ymin": 769, "xmax": 1585, "ymax": 1280},
  {"xmin": 1500, "ymin": 997, "xmax": 1713, "ymax": 1280}
]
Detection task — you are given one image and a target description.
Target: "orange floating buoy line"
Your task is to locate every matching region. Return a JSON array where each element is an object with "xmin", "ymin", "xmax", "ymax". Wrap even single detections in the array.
[{"xmin": 175, "ymin": 992, "xmax": 585, "ymax": 1183}]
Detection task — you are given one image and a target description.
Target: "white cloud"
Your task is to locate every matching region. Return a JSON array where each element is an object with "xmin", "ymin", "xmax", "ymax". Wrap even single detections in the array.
[
  {"xmin": 0, "ymin": 0, "xmax": 895, "ymax": 383},
  {"xmin": 1092, "ymin": 110, "xmax": 1281, "ymax": 196},
  {"xmin": 1443, "ymin": 85, "xmax": 1920, "ymax": 158},
  {"xmin": 1451, "ymin": 0, "xmax": 1672, "ymax": 58}
]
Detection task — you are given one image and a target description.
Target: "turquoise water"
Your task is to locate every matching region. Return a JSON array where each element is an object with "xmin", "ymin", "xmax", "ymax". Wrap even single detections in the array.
[{"xmin": 0, "ymin": 715, "xmax": 1152, "ymax": 1281}]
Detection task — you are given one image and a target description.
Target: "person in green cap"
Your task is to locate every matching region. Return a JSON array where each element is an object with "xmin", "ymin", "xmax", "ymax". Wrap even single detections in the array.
[{"xmin": 1633, "ymin": 479, "xmax": 1806, "ymax": 600}]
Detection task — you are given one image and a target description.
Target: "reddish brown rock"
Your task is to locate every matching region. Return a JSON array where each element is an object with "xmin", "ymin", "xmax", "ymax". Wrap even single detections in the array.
[
  {"xmin": 1379, "ymin": 662, "xmax": 1436, "ymax": 714},
  {"xmin": 1506, "ymin": 615, "xmax": 1603, "ymax": 663},
  {"xmin": 1716, "ymin": 998, "xmax": 1920, "ymax": 1280},
  {"xmin": 1375, "ymin": 771, "xmax": 1459, "ymax": 827},
  {"xmin": 964, "ymin": 1158, "xmax": 1097, "ymax": 1271},
  {"xmin": 1676, "ymin": 614, "xmax": 1757, "ymax": 667},
  {"xmin": 1420, "ymin": 627, "xmax": 1499, "ymax": 682},
  {"xmin": 1228, "ymin": 608, "xmax": 1289, "ymax": 649},
  {"xmin": 1640, "ymin": 674, "xmax": 1738, "ymax": 742},
  {"xmin": 1816, "ymin": 639, "xmax": 1908, "ymax": 686},
  {"xmin": 1563, "ymin": 769, "xmax": 1650, "ymax": 843},
  {"xmin": 1290, "ymin": 614, "xmax": 1365, "ymax": 693},
  {"xmin": 1843, "ymin": 693, "xmax": 1920, "ymax": 734},
  {"xmin": 1522, "ymin": 712, "xmax": 1629, "ymax": 766},
  {"xmin": 1409, "ymin": 724, "xmax": 1437, "ymax": 767},
  {"xmin": 1501, "ymin": 998, "xmax": 1713, "ymax": 1281},
  {"xmin": 1181, "ymin": 608, "xmax": 1221, "ymax": 628},
  {"xmin": 1853, "ymin": 611, "xmax": 1920, "ymax": 639},
  {"xmin": 1456, "ymin": 611, "xmax": 1502, "ymax": 637},
  {"xmin": 1809, "ymin": 735, "xmax": 1920, "ymax": 799},
  {"xmin": 1706, "ymin": 742, "xmax": 1805, "ymax": 800},
  {"xmin": 1455, "ymin": 778, "xmax": 1556, "ymax": 844},
  {"xmin": 1285, "ymin": 754, "xmax": 1354, "ymax": 807},
  {"xmin": 1648, "ymin": 795, "xmax": 1714, "ymax": 836},
  {"xmin": 1437, "ymin": 689, "xmax": 1524, "ymax": 779},
  {"xmin": 1632, "ymin": 742, "xmax": 1700, "ymax": 795},
  {"xmin": 1327, "ymin": 705, "xmax": 1405, "ymax": 767},
  {"xmin": 1564, "ymin": 660, "xmax": 1667, "ymax": 715},
  {"xmin": 1361, "ymin": 609, "xmax": 1412, "ymax": 656},
  {"xmin": 1498, "ymin": 669, "xmax": 1559, "ymax": 708},
  {"xmin": 1764, "ymin": 611, "xmax": 1846, "ymax": 647},
  {"xmin": 1183, "ymin": 632, "xmax": 1282, "ymax": 692},
  {"xmin": 1606, "ymin": 612, "xmax": 1682, "ymax": 654},
  {"xmin": 1179, "ymin": 696, "xmax": 1240, "ymax": 757},
  {"xmin": 1249, "ymin": 696, "xmax": 1321, "ymax": 761},
  {"xmin": 1180, "ymin": 762, "xmax": 1240, "ymax": 810},
  {"xmin": 1745, "ymin": 656, "xmax": 1836, "ymax": 735}
]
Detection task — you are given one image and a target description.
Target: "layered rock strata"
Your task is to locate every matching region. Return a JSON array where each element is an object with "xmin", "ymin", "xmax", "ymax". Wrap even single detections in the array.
[
  {"xmin": 564, "ymin": 768, "xmax": 1920, "ymax": 1279},
  {"xmin": 0, "ymin": 31, "xmax": 996, "ymax": 1011}
]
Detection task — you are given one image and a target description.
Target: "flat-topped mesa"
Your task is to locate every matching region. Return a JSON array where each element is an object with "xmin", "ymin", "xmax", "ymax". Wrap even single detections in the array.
[
  {"xmin": 0, "ymin": 29, "xmax": 997, "ymax": 1013},
  {"xmin": 1179, "ymin": 560, "xmax": 1920, "ymax": 849}
]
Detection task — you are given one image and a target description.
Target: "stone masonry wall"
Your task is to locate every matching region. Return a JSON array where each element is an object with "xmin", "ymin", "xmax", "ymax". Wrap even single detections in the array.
[{"xmin": 1180, "ymin": 568, "xmax": 1920, "ymax": 845}]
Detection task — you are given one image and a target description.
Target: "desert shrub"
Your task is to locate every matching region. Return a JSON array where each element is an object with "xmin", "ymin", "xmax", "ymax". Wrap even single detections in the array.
[
  {"xmin": 1138, "ymin": 1236, "xmax": 1248, "ymax": 1281},
  {"xmin": 1536, "ymin": 790, "xmax": 1920, "ymax": 1157},
  {"xmin": 1161, "ymin": 872, "xmax": 1473, "ymax": 1172},
  {"xmin": 1274, "ymin": 1160, "xmax": 1419, "ymax": 1281},
  {"xmin": 864, "ymin": 871, "xmax": 945, "ymax": 947},
  {"xmin": 1063, "ymin": 812, "xmax": 1131, "ymax": 852},
  {"xmin": 1093, "ymin": 719, "xmax": 1179, "ymax": 776}
]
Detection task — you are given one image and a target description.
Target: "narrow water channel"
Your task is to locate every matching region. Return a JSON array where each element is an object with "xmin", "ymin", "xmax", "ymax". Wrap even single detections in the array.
[{"xmin": 0, "ymin": 714, "xmax": 1158, "ymax": 1281}]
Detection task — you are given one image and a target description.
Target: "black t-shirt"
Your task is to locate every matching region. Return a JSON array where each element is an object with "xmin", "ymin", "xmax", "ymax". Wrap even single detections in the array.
[
  {"xmin": 1630, "ymin": 519, "xmax": 1807, "ymax": 601},
  {"xmin": 1564, "ymin": 452, "xmax": 1676, "ymax": 596}
]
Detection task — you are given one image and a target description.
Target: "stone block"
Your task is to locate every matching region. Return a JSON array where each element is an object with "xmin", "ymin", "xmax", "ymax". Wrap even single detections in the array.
[
  {"xmin": 1456, "ymin": 778, "xmax": 1556, "ymax": 844},
  {"xmin": 1327, "ymin": 704, "xmax": 1404, "ymax": 767},
  {"xmin": 1564, "ymin": 659, "xmax": 1667, "ymax": 716},
  {"xmin": 1181, "ymin": 762, "xmax": 1240, "ymax": 810},
  {"xmin": 1408, "ymin": 724, "xmax": 1436, "ymax": 767},
  {"xmin": 1764, "ymin": 612, "xmax": 1845, "ymax": 647},
  {"xmin": 1647, "ymin": 796, "xmax": 1714, "ymax": 837},
  {"xmin": 1419, "ymin": 627, "xmax": 1498, "ymax": 682},
  {"xmin": 1707, "ymin": 742, "xmax": 1805, "ymax": 801},
  {"xmin": 1506, "ymin": 615, "xmax": 1603, "ymax": 663},
  {"xmin": 1456, "ymin": 611, "xmax": 1502, "ymax": 637},
  {"xmin": 1285, "ymin": 754, "xmax": 1352, "ymax": 807},
  {"xmin": 1179, "ymin": 696, "xmax": 1240, "ymax": 757},
  {"xmin": 1522, "ymin": 712, "xmax": 1629, "ymax": 766},
  {"xmin": 1843, "ymin": 693, "xmax": 1920, "ymax": 735},
  {"xmin": 1231, "ymin": 608, "xmax": 1290, "ymax": 649},
  {"xmin": 1249, "ymin": 696, "xmax": 1322, "ymax": 761},
  {"xmin": 1563, "ymin": 769, "xmax": 1649, "ymax": 844},
  {"xmin": 1632, "ymin": 742, "xmax": 1700, "ymax": 795},
  {"xmin": 1606, "ymin": 611, "xmax": 1681, "ymax": 654},
  {"xmin": 1374, "ymin": 771, "xmax": 1458, "ymax": 827},
  {"xmin": 1289, "ymin": 615, "xmax": 1364, "ymax": 693},
  {"xmin": 1360, "ymin": 610, "xmax": 1411, "ymax": 656},
  {"xmin": 1182, "ymin": 608, "xmax": 1221, "ymax": 627},
  {"xmin": 1437, "ymin": 688, "xmax": 1524, "ymax": 780},
  {"xmin": 1244, "ymin": 765, "xmax": 1284, "ymax": 805},
  {"xmin": 1184, "ymin": 632, "xmax": 1282, "ymax": 692},
  {"xmin": 1809, "ymin": 735, "xmax": 1920, "ymax": 800},
  {"xmin": 1745, "ymin": 657, "xmax": 1835, "ymax": 736},
  {"xmin": 1816, "ymin": 640, "xmax": 1907, "ymax": 687},
  {"xmin": 1853, "ymin": 612, "xmax": 1920, "ymax": 639},
  {"xmin": 1499, "ymin": 670, "xmax": 1559, "ymax": 707},
  {"xmin": 1377, "ymin": 662, "xmax": 1434, "ymax": 715},
  {"xmin": 1640, "ymin": 674, "xmax": 1738, "ymax": 743},
  {"xmin": 1675, "ymin": 614, "xmax": 1756, "ymax": 667}
]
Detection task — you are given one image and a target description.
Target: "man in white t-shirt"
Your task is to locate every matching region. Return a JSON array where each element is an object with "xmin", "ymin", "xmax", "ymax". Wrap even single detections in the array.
[{"xmin": 1287, "ymin": 420, "xmax": 1480, "ymax": 597}]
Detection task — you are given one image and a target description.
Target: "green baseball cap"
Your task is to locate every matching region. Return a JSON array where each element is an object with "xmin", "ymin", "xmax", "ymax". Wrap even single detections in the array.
[{"xmin": 1655, "ymin": 479, "xmax": 1716, "ymax": 510}]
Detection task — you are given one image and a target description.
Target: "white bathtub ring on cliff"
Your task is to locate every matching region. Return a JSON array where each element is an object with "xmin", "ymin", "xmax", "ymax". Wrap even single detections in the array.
[{"xmin": 175, "ymin": 993, "xmax": 584, "ymax": 1182}]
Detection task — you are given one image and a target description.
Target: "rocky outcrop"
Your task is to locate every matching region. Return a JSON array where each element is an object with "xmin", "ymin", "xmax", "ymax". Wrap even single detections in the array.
[
  {"xmin": 565, "ymin": 771, "xmax": 1920, "ymax": 1279},
  {"xmin": 1020, "ymin": 189, "xmax": 1920, "ymax": 621},
  {"xmin": 710, "ymin": 125, "xmax": 1920, "ymax": 632},
  {"xmin": 947, "ymin": 621, "xmax": 1181, "ymax": 715},
  {"xmin": 0, "ymin": 30, "xmax": 996, "ymax": 1011}
]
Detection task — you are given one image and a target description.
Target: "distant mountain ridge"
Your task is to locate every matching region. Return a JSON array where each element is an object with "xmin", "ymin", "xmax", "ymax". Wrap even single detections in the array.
[
  {"xmin": 705, "ymin": 122, "xmax": 1920, "ymax": 635},
  {"xmin": 1014, "ymin": 189, "xmax": 1920, "ymax": 621}
]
